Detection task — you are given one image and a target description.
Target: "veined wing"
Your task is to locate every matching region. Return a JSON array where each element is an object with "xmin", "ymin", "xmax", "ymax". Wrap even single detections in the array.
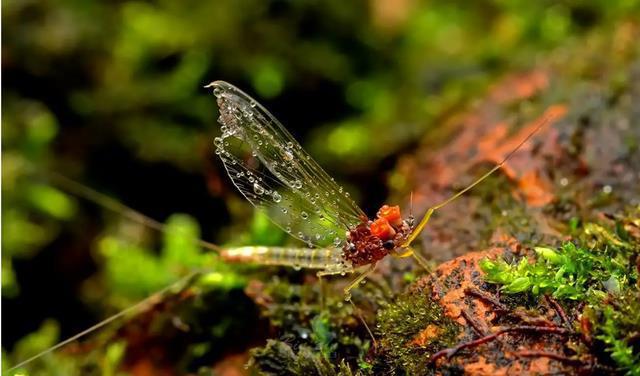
[{"xmin": 208, "ymin": 81, "xmax": 366, "ymax": 248}]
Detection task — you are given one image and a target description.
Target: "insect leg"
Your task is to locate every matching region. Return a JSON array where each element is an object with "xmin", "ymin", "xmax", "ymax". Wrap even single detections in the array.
[
  {"xmin": 316, "ymin": 267, "xmax": 377, "ymax": 348},
  {"xmin": 410, "ymin": 247, "xmax": 431, "ymax": 271},
  {"xmin": 348, "ymin": 299, "xmax": 377, "ymax": 350},
  {"xmin": 316, "ymin": 272, "xmax": 326, "ymax": 310},
  {"xmin": 343, "ymin": 263, "xmax": 377, "ymax": 301},
  {"xmin": 343, "ymin": 264, "xmax": 379, "ymax": 350}
]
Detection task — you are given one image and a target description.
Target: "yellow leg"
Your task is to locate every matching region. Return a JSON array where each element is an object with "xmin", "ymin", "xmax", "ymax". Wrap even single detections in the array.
[
  {"xmin": 343, "ymin": 263, "xmax": 377, "ymax": 302},
  {"xmin": 393, "ymin": 246, "xmax": 431, "ymax": 272},
  {"xmin": 341, "ymin": 264, "xmax": 379, "ymax": 350},
  {"xmin": 411, "ymin": 248, "xmax": 431, "ymax": 272},
  {"xmin": 317, "ymin": 273, "xmax": 325, "ymax": 311},
  {"xmin": 348, "ymin": 299, "xmax": 378, "ymax": 350}
]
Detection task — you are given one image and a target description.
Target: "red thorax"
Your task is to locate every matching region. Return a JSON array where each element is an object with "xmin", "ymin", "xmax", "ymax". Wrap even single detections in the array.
[{"xmin": 342, "ymin": 204, "xmax": 412, "ymax": 267}]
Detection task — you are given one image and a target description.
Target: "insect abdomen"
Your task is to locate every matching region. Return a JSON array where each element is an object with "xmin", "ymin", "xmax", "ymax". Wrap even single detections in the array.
[{"xmin": 221, "ymin": 246, "xmax": 348, "ymax": 271}]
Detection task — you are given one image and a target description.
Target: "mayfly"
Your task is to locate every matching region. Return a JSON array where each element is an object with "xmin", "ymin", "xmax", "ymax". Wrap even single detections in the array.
[
  {"xmin": 208, "ymin": 80, "xmax": 556, "ymax": 298},
  {"xmin": 8, "ymin": 81, "xmax": 557, "ymax": 373}
]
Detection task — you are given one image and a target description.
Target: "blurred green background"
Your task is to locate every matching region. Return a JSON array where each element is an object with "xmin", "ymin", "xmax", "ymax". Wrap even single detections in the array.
[{"xmin": 3, "ymin": 0, "xmax": 639, "ymax": 373}]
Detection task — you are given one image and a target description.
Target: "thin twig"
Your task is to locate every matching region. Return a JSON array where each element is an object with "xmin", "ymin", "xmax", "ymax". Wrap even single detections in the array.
[
  {"xmin": 429, "ymin": 325, "xmax": 570, "ymax": 364},
  {"xmin": 460, "ymin": 308, "xmax": 487, "ymax": 336},
  {"xmin": 464, "ymin": 287, "xmax": 508, "ymax": 311},
  {"xmin": 544, "ymin": 295, "xmax": 571, "ymax": 328}
]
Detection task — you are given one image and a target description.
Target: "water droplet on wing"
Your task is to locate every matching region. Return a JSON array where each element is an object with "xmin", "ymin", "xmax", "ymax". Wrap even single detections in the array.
[
  {"xmin": 253, "ymin": 183, "xmax": 265, "ymax": 195},
  {"xmin": 283, "ymin": 150, "xmax": 294, "ymax": 161}
]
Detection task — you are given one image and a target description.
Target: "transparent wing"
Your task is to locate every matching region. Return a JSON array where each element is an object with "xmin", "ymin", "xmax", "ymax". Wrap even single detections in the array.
[{"xmin": 209, "ymin": 80, "xmax": 366, "ymax": 248}]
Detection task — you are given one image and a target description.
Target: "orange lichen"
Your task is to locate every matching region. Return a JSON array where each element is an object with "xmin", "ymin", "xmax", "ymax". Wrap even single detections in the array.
[
  {"xmin": 410, "ymin": 324, "xmax": 442, "ymax": 347},
  {"xmin": 430, "ymin": 248, "xmax": 503, "ymax": 325},
  {"xmin": 516, "ymin": 170, "xmax": 555, "ymax": 207},
  {"xmin": 490, "ymin": 70, "xmax": 549, "ymax": 103}
]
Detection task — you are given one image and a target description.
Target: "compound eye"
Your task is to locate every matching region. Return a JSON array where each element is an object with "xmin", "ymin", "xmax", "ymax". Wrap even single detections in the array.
[{"xmin": 383, "ymin": 240, "xmax": 395, "ymax": 250}]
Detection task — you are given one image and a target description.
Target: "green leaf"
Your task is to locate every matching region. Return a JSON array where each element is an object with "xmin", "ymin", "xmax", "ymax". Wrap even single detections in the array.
[
  {"xmin": 535, "ymin": 247, "xmax": 562, "ymax": 264},
  {"xmin": 505, "ymin": 277, "xmax": 530, "ymax": 293}
]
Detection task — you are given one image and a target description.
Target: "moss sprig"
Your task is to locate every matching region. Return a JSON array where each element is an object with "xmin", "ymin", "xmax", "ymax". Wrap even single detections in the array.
[{"xmin": 479, "ymin": 213, "xmax": 639, "ymax": 375}]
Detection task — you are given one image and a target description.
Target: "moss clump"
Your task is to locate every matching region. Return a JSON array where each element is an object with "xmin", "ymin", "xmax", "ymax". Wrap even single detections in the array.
[
  {"xmin": 247, "ymin": 276, "xmax": 377, "ymax": 375},
  {"xmin": 480, "ymin": 208, "xmax": 640, "ymax": 375},
  {"xmin": 374, "ymin": 289, "xmax": 460, "ymax": 375},
  {"xmin": 250, "ymin": 339, "xmax": 363, "ymax": 376}
]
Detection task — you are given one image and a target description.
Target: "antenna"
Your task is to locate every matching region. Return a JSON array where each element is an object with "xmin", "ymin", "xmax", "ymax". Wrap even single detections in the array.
[
  {"xmin": 33, "ymin": 168, "xmax": 222, "ymax": 254},
  {"xmin": 402, "ymin": 107, "xmax": 564, "ymax": 248}
]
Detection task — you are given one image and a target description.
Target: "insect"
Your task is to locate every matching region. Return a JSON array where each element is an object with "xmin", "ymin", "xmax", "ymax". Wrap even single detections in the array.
[
  {"xmin": 8, "ymin": 81, "xmax": 556, "ymax": 372},
  {"xmin": 208, "ymin": 80, "xmax": 553, "ymax": 298}
]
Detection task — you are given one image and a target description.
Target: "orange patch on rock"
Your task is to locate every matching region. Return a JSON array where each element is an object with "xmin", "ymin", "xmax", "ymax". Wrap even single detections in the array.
[
  {"xmin": 490, "ymin": 70, "xmax": 549, "ymax": 103},
  {"xmin": 430, "ymin": 249, "xmax": 503, "ymax": 325},
  {"xmin": 463, "ymin": 355, "xmax": 507, "ymax": 376},
  {"xmin": 517, "ymin": 170, "xmax": 555, "ymax": 207},
  {"xmin": 411, "ymin": 324, "xmax": 442, "ymax": 347},
  {"xmin": 480, "ymin": 105, "xmax": 568, "ymax": 207}
]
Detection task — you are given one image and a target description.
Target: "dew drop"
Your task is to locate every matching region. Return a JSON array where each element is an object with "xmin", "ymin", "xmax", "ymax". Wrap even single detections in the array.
[
  {"xmin": 253, "ymin": 183, "xmax": 265, "ymax": 195},
  {"xmin": 213, "ymin": 87, "xmax": 223, "ymax": 97},
  {"xmin": 301, "ymin": 211, "xmax": 309, "ymax": 219},
  {"xmin": 286, "ymin": 226, "xmax": 292, "ymax": 233},
  {"xmin": 283, "ymin": 150, "xmax": 294, "ymax": 161},
  {"xmin": 272, "ymin": 191, "xmax": 282, "ymax": 202},
  {"xmin": 282, "ymin": 208, "xmax": 288, "ymax": 214},
  {"xmin": 333, "ymin": 237, "xmax": 342, "ymax": 246},
  {"xmin": 213, "ymin": 137, "xmax": 224, "ymax": 147}
]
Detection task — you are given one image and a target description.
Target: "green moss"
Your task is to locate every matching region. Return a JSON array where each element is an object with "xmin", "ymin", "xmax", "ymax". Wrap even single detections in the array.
[
  {"xmin": 250, "ymin": 340, "xmax": 360, "ymax": 376},
  {"xmin": 480, "ymin": 241, "xmax": 633, "ymax": 299},
  {"xmin": 480, "ymin": 209, "xmax": 640, "ymax": 374},
  {"xmin": 374, "ymin": 289, "xmax": 460, "ymax": 375},
  {"xmin": 247, "ymin": 276, "xmax": 378, "ymax": 375},
  {"xmin": 586, "ymin": 290, "xmax": 640, "ymax": 376}
]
